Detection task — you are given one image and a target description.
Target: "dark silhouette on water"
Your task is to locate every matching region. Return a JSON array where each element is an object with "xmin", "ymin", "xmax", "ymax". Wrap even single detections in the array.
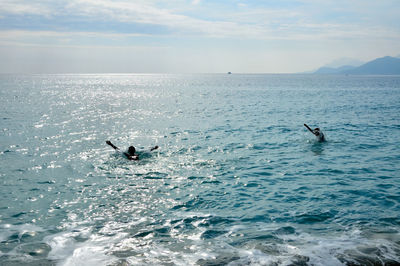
[
  {"xmin": 106, "ymin": 140, "xmax": 158, "ymax": 160},
  {"xmin": 304, "ymin": 124, "xmax": 325, "ymax": 142}
]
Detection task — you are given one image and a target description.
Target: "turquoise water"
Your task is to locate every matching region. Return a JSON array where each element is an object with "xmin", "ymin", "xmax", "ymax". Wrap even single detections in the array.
[{"xmin": 1, "ymin": 74, "xmax": 400, "ymax": 265}]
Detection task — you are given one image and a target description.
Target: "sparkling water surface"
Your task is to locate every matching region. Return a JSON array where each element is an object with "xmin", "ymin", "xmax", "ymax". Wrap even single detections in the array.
[{"xmin": 1, "ymin": 74, "xmax": 400, "ymax": 265}]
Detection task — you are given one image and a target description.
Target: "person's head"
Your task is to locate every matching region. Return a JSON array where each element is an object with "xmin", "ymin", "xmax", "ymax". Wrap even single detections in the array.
[
  {"xmin": 314, "ymin": 128, "xmax": 320, "ymax": 136},
  {"xmin": 128, "ymin": 146, "xmax": 136, "ymax": 155}
]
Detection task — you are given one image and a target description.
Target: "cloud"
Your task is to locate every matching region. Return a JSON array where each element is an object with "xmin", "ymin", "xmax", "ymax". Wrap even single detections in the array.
[
  {"xmin": 66, "ymin": 0, "xmax": 186, "ymax": 26},
  {"xmin": 0, "ymin": 0, "xmax": 52, "ymax": 16},
  {"xmin": 1, "ymin": 0, "xmax": 399, "ymax": 44},
  {"xmin": 0, "ymin": 29, "xmax": 150, "ymax": 40},
  {"xmin": 62, "ymin": 0, "xmax": 240, "ymax": 37},
  {"xmin": 0, "ymin": 29, "xmax": 157, "ymax": 50},
  {"xmin": 1, "ymin": 0, "xmax": 399, "ymax": 73},
  {"xmin": 66, "ymin": 0, "xmax": 400, "ymax": 41}
]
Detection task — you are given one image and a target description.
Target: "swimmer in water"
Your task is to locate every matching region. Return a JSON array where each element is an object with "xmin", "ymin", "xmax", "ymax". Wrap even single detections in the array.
[
  {"xmin": 106, "ymin": 140, "xmax": 158, "ymax": 160},
  {"xmin": 304, "ymin": 124, "xmax": 325, "ymax": 142}
]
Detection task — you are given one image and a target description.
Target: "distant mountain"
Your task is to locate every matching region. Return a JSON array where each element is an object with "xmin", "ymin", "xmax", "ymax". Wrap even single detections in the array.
[
  {"xmin": 324, "ymin": 58, "xmax": 364, "ymax": 68},
  {"xmin": 344, "ymin": 56, "xmax": 400, "ymax": 75},
  {"xmin": 313, "ymin": 56, "xmax": 400, "ymax": 75},
  {"xmin": 314, "ymin": 65, "xmax": 357, "ymax": 74}
]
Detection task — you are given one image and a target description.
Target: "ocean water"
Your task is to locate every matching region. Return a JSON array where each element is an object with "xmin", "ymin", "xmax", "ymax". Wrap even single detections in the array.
[{"xmin": 1, "ymin": 74, "xmax": 400, "ymax": 265}]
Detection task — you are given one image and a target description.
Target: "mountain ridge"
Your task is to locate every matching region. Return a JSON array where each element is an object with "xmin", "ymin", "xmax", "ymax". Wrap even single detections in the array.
[{"xmin": 313, "ymin": 56, "xmax": 400, "ymax": 75}]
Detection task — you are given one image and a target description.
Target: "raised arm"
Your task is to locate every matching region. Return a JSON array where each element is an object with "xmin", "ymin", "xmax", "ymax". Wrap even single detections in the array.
[
  {"xmin": 106, "ymin": 140, "xmax": 120, "ymax": 151},
  {"xmin": 304, "ymin": 124, "xmax": 316, "ymax": 135},
  {"xmin": 150, "ymin": 145, "xmax": 159, "ymax": 152}
]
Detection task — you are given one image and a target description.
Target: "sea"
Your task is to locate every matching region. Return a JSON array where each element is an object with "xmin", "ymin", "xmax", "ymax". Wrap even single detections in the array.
[{"xmin": 1, "ymin": 74, "xmax": 400, "ymax": 265}]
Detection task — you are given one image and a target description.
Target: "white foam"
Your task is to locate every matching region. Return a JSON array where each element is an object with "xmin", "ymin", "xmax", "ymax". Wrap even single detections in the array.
[
  {"xmin": 44, "ymin": 228, "xmax": 124, "ymax": 266},
  {"xmin": 241, "ymin": 228, "xmax": 399, "ymax": 266},
  {"xmin": 0, "ymin": 223, "xmax": 44, "ymax": 242},
  {"xmin": 61, "ymin": 244, "xmax": 116, "ymax": 266},
  {"xmin": 9, "ymin": 213, "xmax": 394, "ymax": 266}
]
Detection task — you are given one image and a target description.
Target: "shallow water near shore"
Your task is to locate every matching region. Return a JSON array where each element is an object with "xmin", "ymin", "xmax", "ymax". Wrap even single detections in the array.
[{"xmin": 1, "ymin": 74, "xmax": 400, "ymax": 265}]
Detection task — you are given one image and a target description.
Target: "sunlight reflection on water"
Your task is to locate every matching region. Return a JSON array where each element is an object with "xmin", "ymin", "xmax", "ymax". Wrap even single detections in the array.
[{"xmin": 1, "ymin": 74, "xmax": 400, "ymax": 265}]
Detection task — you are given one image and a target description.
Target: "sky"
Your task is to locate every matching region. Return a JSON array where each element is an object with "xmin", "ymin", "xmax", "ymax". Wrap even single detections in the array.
[{"xmin": 0, "ymin": 0, "xmax": 399, "ymax": 73}]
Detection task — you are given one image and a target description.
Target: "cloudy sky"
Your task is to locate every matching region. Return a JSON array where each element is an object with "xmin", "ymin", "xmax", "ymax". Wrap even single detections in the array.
[{"xmin": 0, "ymin": 0, "xmax": 399, "ymax": 73}]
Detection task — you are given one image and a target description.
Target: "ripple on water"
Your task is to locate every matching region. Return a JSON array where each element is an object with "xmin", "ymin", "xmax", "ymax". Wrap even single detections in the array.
[{"xmin": 1, "ymin": 74, "xmax": 400, "ymax": 265}]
